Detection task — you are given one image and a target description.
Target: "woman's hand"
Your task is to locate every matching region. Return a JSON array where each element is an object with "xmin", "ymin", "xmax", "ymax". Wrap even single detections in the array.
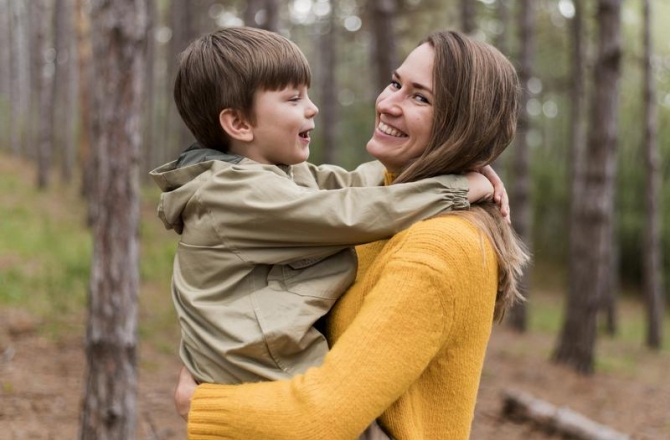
[
  {"xmin": 478, "ymin": 165, "xmax": 510, "ymax": 222},
  {"xmin": 174, "ymin": 366, "xmax": 198, "ymax": 421}
]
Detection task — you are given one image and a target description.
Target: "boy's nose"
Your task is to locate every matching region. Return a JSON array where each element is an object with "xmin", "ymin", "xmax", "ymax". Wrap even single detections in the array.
[{"xmin": 306, "ymin": 98, "xmax": 319, "ymax": 118}]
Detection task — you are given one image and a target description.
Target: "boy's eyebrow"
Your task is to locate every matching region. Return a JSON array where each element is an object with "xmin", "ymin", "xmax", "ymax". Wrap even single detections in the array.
[{"xmin": 393, "ymin": 70, "xmax": 434, "ymax": 96}]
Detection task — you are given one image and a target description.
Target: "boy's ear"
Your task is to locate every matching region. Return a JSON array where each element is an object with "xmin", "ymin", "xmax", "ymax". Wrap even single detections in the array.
[{"xmin": 219, "ymin": 109, "xmax": 254, "ymax": 142}]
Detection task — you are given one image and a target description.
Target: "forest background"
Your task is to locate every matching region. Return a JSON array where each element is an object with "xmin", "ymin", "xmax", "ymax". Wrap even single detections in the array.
[{"xmin": 0, "ymin": 0, "xmax": 669, "ymax": 439}]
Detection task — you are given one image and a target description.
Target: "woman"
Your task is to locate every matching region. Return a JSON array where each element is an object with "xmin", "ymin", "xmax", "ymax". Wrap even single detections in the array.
[{"xmin": 176, "ymin": 30, "xmax": 528, "ymax": 440}]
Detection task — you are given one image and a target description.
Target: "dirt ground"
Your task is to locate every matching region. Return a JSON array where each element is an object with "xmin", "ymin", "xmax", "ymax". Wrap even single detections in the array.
[{"xmin": 0, "ymin": 309, "xmax": 668, "ymax": 440}]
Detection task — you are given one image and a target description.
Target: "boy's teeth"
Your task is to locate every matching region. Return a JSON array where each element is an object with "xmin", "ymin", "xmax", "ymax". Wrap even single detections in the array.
[{"xmin": 378, "ymin": 122, "xmax": 406, "ymax": 137}]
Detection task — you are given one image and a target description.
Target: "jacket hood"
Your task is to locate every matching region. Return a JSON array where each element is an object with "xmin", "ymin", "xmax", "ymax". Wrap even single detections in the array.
[{"xmin": 149, "ymin": 144, "xmax": 244, "ymax": 234}]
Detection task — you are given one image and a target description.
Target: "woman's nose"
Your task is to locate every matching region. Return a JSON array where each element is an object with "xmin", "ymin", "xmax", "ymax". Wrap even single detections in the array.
[{"xmin": 376, "ymin": 91, "xmax": 401, "ymax": 116}]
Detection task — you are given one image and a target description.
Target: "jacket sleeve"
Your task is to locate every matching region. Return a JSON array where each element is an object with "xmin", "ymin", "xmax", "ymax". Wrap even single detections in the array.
[
  {"xmin": 201, "ymin": 165, "xmax": 469, "ymax": 264},
  {"xmin": 186, "ymin": 228, "xmax": 460, "ymax": 440},
  {"xmin": 298, "ymin": 161, "xmax": 386, "ymax": 189}
]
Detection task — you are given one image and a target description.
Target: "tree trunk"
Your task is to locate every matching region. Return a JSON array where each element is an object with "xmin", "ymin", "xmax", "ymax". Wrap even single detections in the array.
[
  {"xmin": 75, "ymin": 0, "xmax": 95, "ymax": 220},
  {"xmin": 244, "ymin": 0, "xmax": 262, "ymax": 27},
  {"xmin": 553, "ymin": 0, "xmax": 622, "ymax": 375},
  {"xmin": 53, "ymin": 0, "xmax": 76, "ymax": 183},
  {"xmin": 141, "ymin": 0, "xmax": 156, "ymax": 180},
  {"xmin": 496, "ymin": 0, "xmax": 510, "ymax": 54},
  {"xmin": 566, "ymin": 0, "xmax": 587, "ymax": 340},
  {"xmin": 460, "ymin": 0, "xmax": 476, "ymax": 35},
  {"xmin": 10, "ymin": 0, "xmax": 30, "ymax": 157},
  {"xmin": 319, "ymin": 1, "xmax": 338, "ymax": 164},
  {"xmin": 508, "ymin": 0, "xmax": 535, "ymax": 332},
  {"xmin": 641, "ymin": 0, "xmax": 664, "ymax": 350},
  {"xmin": 0, "ymin": 0, "xmax": 10, "ymax": 151},
  {"xmin": 78, "ymin": 0, "xmax": 147, "ymax": 438},
  {"xmin": 367, "ymin": 0, "xmax": 398, "ymax": 96},
  {"xmin": 168, "ymin": 0, "xmax": 196, "ymax": 158},
  {"xmin": 36, "ymin": 0, "xmax": 55, "ymax": 189}
]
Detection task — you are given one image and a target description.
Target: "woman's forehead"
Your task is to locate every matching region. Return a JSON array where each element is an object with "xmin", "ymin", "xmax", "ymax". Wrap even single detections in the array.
[{"xmin": 397, "ymin": 43, "xmax": 434, "ymax": 88}]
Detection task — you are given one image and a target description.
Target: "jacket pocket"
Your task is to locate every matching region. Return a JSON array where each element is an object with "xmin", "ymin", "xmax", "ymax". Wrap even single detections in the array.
[{"xmin": 267, "ymin": 248, "xmax": 357, "ymax": 300}]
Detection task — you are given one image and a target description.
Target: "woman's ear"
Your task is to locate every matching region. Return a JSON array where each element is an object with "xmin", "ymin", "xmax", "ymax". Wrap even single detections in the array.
[{"xmin": 219, "ymin": 109, "xmax": 254, "ymax": 142}]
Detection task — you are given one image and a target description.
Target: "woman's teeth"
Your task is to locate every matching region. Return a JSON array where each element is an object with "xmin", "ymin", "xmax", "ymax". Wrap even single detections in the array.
[{"xmin": 378, "ymin": 122, "xmax": 407, "ymax": 137}]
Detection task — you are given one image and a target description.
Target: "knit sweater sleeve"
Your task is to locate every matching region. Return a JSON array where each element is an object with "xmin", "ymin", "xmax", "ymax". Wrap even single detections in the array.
[{"xmin": 187, "ymin": 219, "xmax": 478, "ymax": 440}]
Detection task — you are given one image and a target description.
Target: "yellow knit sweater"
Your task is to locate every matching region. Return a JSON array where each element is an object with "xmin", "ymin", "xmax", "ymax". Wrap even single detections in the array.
[{"xmin": 188, "ymin": 216, "xmax": 497, "ymax": 439}]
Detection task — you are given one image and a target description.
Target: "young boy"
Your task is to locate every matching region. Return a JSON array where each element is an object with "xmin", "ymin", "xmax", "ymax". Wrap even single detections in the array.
[{"xmin": 150, "ymin": 27, "xmax": 489, "ymax": 389}]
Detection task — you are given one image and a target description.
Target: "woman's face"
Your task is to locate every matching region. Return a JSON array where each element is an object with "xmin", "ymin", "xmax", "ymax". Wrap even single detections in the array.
[{"xmin": 366, "ymin": 43, "xmax": 435, "ymax": 173}]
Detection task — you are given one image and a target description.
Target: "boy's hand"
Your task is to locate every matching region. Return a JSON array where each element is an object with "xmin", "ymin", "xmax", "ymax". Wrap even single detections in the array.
[
  {"xmin": 466, "ymin": 171, "xmax": 494, "ymax": 204},
  {"xmin": 466, "ymin": 166, "xmax": 510, "ymax": 223},
  {"xmin": 174, "ymin": 366, "xmax": 197, "ymax": 421}
]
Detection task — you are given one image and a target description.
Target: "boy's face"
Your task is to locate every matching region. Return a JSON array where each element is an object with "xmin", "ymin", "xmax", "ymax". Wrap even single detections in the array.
[{"xmin": 244, "ymin": 85, "xmax": 319, "ymax": 166}]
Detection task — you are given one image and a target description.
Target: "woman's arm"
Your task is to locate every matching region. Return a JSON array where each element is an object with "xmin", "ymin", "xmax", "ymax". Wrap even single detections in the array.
[{"xmin": 184, "ymin": 224, "xmax": 469, "ymax": 439}]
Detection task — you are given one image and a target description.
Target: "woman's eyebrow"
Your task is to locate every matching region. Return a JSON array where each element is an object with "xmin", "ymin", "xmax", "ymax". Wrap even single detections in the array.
[{"xmin": 393, "ymin": 70, "xmax": 434, "ymax": 96}]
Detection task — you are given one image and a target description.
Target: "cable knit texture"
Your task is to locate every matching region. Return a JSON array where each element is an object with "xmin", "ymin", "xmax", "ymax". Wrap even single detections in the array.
[{"xmin": 188, "ymin": 216, "xmax": 497, "ymax": 440}]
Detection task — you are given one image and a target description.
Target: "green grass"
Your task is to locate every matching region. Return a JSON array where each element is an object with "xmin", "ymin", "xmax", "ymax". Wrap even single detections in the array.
[{"xmin": 0, "ymin": 156, "xmax": 179, "ymax": 346}]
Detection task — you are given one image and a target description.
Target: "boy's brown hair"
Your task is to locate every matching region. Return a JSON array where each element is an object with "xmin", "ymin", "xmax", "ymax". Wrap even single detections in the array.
[{"xmin": 174, "ymin": 27, "xmax": 312, "ymax": 151}]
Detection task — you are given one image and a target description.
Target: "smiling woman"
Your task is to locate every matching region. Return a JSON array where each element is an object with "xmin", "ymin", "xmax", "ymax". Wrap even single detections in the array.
[{"xmin": 177, "ymin": 29, "xmax": 529, "ymax": 440}]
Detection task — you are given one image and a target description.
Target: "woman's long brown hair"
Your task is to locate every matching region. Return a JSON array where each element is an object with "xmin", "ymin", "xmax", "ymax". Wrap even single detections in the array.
[{"xmin": 394, "ymin": 30, "xmax": 529, "ymax": 321}]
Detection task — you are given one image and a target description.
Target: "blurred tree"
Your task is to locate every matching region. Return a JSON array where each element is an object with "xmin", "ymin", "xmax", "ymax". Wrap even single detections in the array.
[
  {"xmin": 53, "ymin": 0, "xmax": 77, "ymax": 183},
  {"xmin": 0, "ymin": 0, "xmax": 9, "ymax": 151},
  {"xmin": 141, "ymin": 0, "xmax": 156, "ymax": 181},
  {"xmin": 169, "ymin": 0, "xmax": 197, "ymax": 158},
  {"xmin": 10, "ymin": 0, "xmax": 30, "ymax": 157},
  {"xmin": 36, "ymin": 0, "xmax": 55, "ymax": 189},
  {"xmin": 79, "ymin": 0, "xmax": 148, "ymax": 437},
  {"xmin": 642, "ymin": 0, "xmax": 664, "ymax": 350},
  {"xmin": 567, "ymin": 0, "xmax": 588, "ymax": 343},
  {"xmin": 76, "ymin": 0, "xmax": 95, "ymax": 224},
  {"xmin": 318, "ymin": 0, "xmax": 339, "ymax": 163},
  {"xmin": 495, "ymin": 0, "xmax": 510, "ymax": 55},
  {"xmin": 460, "ymin": 0, "xmax": 476, "ymax": 35},
  {"xmin": 508, "ymin": 0, "xmax": 535, "ymax": 332},
  {"xmin": 367, "ymin": 0, "xmax": 398, "ymax": 95},
  {"xmin": 245, "ymin": 0, "xmax": 279, "ymax": 32},
  {"xmin": 553, "ymin": 0, "xmax": 623, "ymax": 375}
]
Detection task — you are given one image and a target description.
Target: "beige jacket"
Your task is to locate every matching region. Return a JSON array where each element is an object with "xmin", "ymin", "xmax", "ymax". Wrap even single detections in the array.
[{"xmin": 150, "ymin": 146, "xmax": 469, "ymax": 384}]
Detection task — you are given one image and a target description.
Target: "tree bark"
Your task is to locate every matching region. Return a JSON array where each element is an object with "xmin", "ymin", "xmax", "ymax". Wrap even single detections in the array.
[
  {"xmin": 367, "ymin": 0, "xmax": 398, "ymax": 96},
  {"xmin": 567, "ymin": 0, "xmax": 588, "ymax": 340},
  {"xmin": 508, "ymin": 0, "xmax": 535, "ymax": 332},
  {"xmin": 553, "ymin": 0, "xmax": 622, "ymax": 375},
  {"xmin": 641, "ymin": 0, "xmax": 664, "ymax": 350},
  {"xmin": 78, "ymin": 0, "xmax": 147, "ymax": 438}
]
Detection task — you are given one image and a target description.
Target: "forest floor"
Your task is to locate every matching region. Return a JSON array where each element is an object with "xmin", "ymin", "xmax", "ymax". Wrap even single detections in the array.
[{"xmin": 0, "ymin": 306, "xmax": 668, "ymax": 440}]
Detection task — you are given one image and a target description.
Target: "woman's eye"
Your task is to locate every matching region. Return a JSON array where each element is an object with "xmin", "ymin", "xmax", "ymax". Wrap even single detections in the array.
[
  {"xmin": 389, "ymin": 80, "xmax": 401, "ymax": 90},
  {"xmin": 414, "ymin": 94, "xmax": 430, "ymax": 104}
]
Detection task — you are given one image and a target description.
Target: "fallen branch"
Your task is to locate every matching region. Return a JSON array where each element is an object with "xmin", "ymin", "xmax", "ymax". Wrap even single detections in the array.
[{"xmin": 501, "ymin": 389, "xmax": 632, "ymax": 440}]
